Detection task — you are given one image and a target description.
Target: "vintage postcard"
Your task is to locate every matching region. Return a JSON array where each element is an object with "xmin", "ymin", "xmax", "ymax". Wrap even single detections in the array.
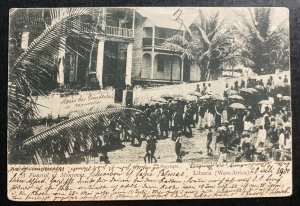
[{"xmin": 8, "ymin": 7, "xmax": 292, "ymax": 201}]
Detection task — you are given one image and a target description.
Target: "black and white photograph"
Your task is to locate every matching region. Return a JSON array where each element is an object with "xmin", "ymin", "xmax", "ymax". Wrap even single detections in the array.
[{"xmin": 8, "ymin": 7, "xmax": 291, "ymax": 165}]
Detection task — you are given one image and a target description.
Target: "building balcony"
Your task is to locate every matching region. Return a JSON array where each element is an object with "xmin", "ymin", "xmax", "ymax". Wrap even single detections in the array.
[
  {"xmin": 142, "ymin": 37, "xmax": 166, "ymax": 48},
  {"xmin": 14, "ymin": 16, "xmax": 134, "ymax": 39},
  {"xmin": 14, "ymin": 15, "xmax": 52, "ymax": 27},
  {"xmin": 72, "ymin": 22, "xmax": 134, "ymax": 38}
]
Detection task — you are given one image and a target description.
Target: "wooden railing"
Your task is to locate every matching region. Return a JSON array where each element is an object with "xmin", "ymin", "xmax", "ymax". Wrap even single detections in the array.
[
  {"xmin": 14, "ymin": 16, "xmax": 134, "ymax": 38},
  {"xmin": 14, "ymin": 16, "xmax": 51, "ymax": 27},
  {"xmin": 69, "ymin": 21, "xmax": 133, "ymax": 38},
  {"xmin": 105, "ymin": 26, "xmax": 133, "ymax": 38}
]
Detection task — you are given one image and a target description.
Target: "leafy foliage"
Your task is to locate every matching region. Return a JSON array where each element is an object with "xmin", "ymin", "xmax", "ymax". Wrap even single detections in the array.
[
  {"xmin": 8, "ymin": 8, "xmax": 102, "ymax": 148},
  {"xmin": 234, "ymin": 8, "xmax": 289, "ymax": 74},
  {"xmin": 163, "ymin": 10, "xmax": 253, "ymax": 81},
  {"xmin": 10, "ymin": 107, "xmax": 141, "ymax": 164}
]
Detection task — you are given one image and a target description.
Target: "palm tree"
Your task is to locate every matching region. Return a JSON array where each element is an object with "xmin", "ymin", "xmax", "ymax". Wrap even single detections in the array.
[
  {"xmin": 14, "ymin": 107, "xmax": 141, "ymax": 164},
  {"xmin": 163, "ymin": 10, "xmax": 253, "ymax": 81},
  {"xmin": 8, "ymin": 8, "xmax": 142, "ymax": 164},
  {"xmin": 8, "ymin": 8, "xmax": 102, "ymax": 156},
  {"xmin": 234, "ymin": 8, "xmax": 289, "ymax": 74}
]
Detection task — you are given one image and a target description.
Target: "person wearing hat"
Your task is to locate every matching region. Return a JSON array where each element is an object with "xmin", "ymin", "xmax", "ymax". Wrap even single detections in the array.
[
  {"xmin": 241, "ymin": 133, "xmax": 254, "ymax": 161},
  {"xmin": 262, "ymin": 107, "xmax": 271, "ymax": 130},
  {"xmin": 283, "ymin": 75, "xmax": 288, "ymax": 86},
  {"xmin": 217, "ymin": 146, "xmax": 227, "ymax": 163},
  {"xmin": 223, "ymin": 121, "xmax": 230, "ymax": 152},
  {"xmin": 283, "ymin": 124, "xmax": 292, "ymax": 160},
  {"xmin": 255, "ymin": 125, "xmax": 267, "ymax": 148},
  {"xmin": 197, "ymin": 101, "xmax": 207, "ymax": 130},
  {"xmin": 215, "ymin": 126, "xmax": 225, "ymax": 155},
  {"xmin": 175, "ymin": 131, "xmax": 183, "ymax": 161},
  {"xmin": 144, "ymin": 133, "xmax": 157, "ymax": 163},
  {"xmin": 206, "ymin": 126, "xmax": 213, "ymax": 156},
  {"xmin": 195, "ymin": 84, "xmax": 200, "ymax": 93},
  {"xmin": 206, "ymin": 83, "xmax": 212, "ymax": 95},
  {"xmin": 269, "ymin": 124, "xmax": 279, "ymax": 148},
  {"xmin": 183, "ymin": 107, "xmax": 192, "ymax": 137},
  {"xmin": 171, "ymin": 110, "xmax": 183, "ymax": 140},
  {"xmin": 159, "ymin": 108, "xmax": 168, "ymax": 138},
  {"xmin": 244, "ymin": 110, "xmax": 254, "ymax": 131},
  {"xmin": 201, "ymin": 83, "xmax": 207, "ymax": 96},
  {"xmin": 278, "ymin": 128, "xmax": 285, "ymax": 151}
]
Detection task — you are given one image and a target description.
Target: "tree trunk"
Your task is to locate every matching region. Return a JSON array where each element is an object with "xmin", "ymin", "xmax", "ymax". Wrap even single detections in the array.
[
  {"xmin": 200, "ymin": 66, "xmax": 206, "ymax": 81},
  {"xmin": 199, "ymin": 61, "xmax": 210, "ymax": 81}
]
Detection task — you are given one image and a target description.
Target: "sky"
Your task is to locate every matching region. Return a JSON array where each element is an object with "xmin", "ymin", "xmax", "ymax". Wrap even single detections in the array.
[{"xmin": 134, "ymin": 7, "xmax": 289, "ymax": 31}]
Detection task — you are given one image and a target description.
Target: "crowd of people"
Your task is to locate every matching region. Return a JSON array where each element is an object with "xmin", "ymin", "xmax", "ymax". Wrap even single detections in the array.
[
  {"xmin": 17, "ymin": 74, "xmax": 291, "ymax": 164},
  {"xmin": 131, "ymin": 74, "xmax": 291, "ymax": 163}
]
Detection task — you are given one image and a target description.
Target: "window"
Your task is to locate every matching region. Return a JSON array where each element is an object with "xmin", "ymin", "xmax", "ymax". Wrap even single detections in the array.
[{"xmin": 157, "ymin": 55, "xmax": 164, "ymax": 72}]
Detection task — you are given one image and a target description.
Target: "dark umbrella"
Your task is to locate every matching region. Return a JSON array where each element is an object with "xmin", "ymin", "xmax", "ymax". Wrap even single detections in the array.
[{"xmin": 161, "ymin": 94, "xmax": 174, "ymax": 100}]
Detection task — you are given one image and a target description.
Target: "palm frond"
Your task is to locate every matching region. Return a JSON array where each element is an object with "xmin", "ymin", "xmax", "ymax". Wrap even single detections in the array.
[
  {"xmin": 19, "ymin": 108, "xmax": 141, "ymax": 164},
  {"xmin": 9, "ymin": 8, "xmax": 102, "ymax": 140}
]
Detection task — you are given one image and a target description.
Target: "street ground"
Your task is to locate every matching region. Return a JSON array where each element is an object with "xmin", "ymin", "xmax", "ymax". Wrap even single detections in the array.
[{"xmin": 92, "ymin": 128, "xmax": 225, "ymax": 164}]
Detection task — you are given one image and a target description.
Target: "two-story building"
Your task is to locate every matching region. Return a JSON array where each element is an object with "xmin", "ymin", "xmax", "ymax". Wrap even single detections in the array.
[
  {"xmin": 10, "ymin": 8, "xmax": 203, "ymax": 93},
  {"xmin": 131, "ymin": 9, "xmax": 203, "ymax": 84}
]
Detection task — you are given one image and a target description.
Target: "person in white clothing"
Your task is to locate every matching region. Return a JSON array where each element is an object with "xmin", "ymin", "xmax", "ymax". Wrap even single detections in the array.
[
  {"xmin": 256, "ymin": 125, "xmax": 267, "ymax": 148},
  {"xmin": 278, "ymin": 128, "xmax": 285, "ymax": 150}
]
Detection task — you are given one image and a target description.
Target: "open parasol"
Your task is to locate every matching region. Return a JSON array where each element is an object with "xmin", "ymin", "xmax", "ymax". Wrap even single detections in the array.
[
  {"xmin": 239, "ymin": 88, "xmax": 258, "ymax": 94},
  {"xmin": 255, "ymin": 85, "xmax": 265, "ymax": 90},
  {"xmin": 188, "ymin": 91, "xmax": 201, "ymax": 97},
  {"xmin": 186, "ymin": 95, "xmax": 197, "ymax": 102},
  {"xmin": 258, "ymin": 100, "xmax": 271, "ymax": 105},
  {"xmin": 174, "ymin": 96, "xmax": 188, "ymax": 102},
  {"xmin": 226, "ymin": 90, "xmax": 239, "ymax": 96},
  {"xmin": 151, "ymin": 96, "xmax": 168, "ymax": 103},
  {"xmin": 228, "ymin": 95, "xmax": 244, "ymax": 101},
  {"xmin": 282, "ymin": 96, "xmax": 291, "ymax": 101},
  {"xmin": 228, "ymin": 103, "xmax": 246, "ymax": 110},
  {"xmin": 211, "ymin": 94, "xmax": 227, "ymax": 101},
  {"xmin": 198, "ymin": 94, "xmax": 211, "ymax": 100}
]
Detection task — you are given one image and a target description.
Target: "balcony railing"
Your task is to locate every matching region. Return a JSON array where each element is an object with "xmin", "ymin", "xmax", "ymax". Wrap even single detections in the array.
[
  {"xmin": 14, "ymin": 16, "xmax": 134, "ymax": 38},
  {"xmin": 142, "ymin": 37, "xmax": 167, "ymax": 47},
  {"xmin": 14, "ymin": 15, "xmax": 52, "ymax": 27},
  {"xmin": 71, "ymin": 22, "xmax": 134, "ymax": 38},
  {"xmin": 105, "ymin": 26, "xmax": 133, "ymax": 38}
]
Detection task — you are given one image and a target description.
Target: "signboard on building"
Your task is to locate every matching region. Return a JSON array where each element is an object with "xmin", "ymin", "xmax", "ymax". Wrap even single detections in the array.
[{"xmin": 33, "ymin": 89, "xmax": 115, "ymax": 119}]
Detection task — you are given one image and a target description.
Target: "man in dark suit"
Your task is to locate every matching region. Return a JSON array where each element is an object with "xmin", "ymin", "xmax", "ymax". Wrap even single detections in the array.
[{"xmin": 171, "ymin": 108, "xmax": 183, "ymax": 140}]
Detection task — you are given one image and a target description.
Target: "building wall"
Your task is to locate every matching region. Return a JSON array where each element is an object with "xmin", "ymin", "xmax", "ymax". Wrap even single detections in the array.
[
  {"xmin": 153, "ymin": 54, "xmax": 181, "ymax": 81},
  {"xmin": 132, "ymin": 16, "xmax": 145, "ymax": 79},
  {"xmin": 141, "ymin": 53, "xmax": 152, "ymax": 78},
  {"xmin": 131, "ymin": 14, "xmax": 184, "ymax": 82},
  {"xmin": 190, "ymin": 62, "xmax": 201, "ymax": 81}
]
